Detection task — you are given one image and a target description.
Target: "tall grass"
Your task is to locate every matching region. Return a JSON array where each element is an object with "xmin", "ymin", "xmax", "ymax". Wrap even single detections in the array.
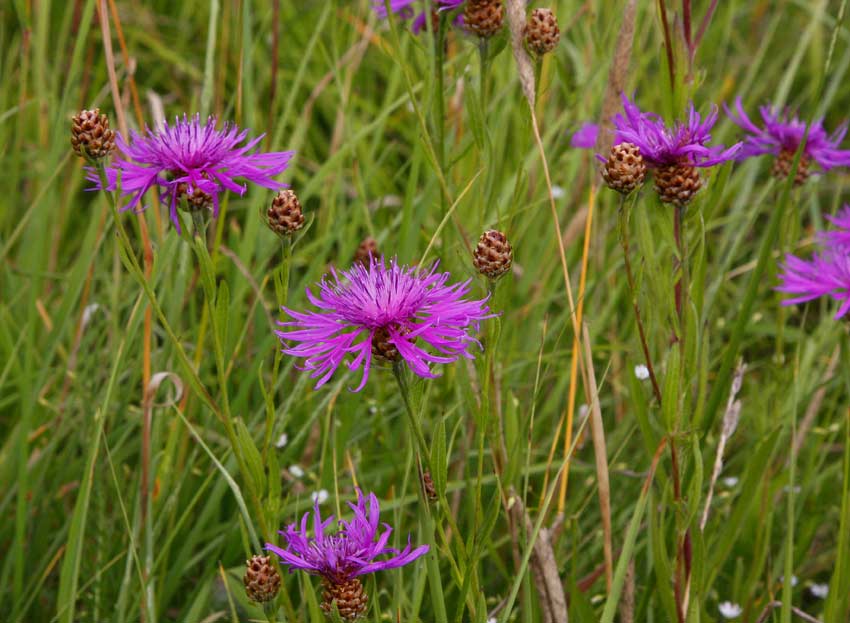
[{"xmin": 1, "ymin": 1, "xmax": 849, "ymax": 621}]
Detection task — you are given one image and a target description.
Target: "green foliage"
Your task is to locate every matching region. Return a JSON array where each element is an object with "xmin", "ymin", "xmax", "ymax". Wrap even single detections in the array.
[{"xmin": 1, "ymin": 1, "xmax": 849, "ymax": 622}]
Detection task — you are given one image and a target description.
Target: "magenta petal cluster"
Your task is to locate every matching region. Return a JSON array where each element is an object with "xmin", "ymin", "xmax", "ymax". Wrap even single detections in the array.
[
  {"xmin": 778, "ymin": 212, "xmax": 850, "ymax": 319},
  {"xmin": 372, "ymin": 0, "xmax": 464, "ymax": 33},
  {"xmin": 726, "ymin": 97, "xmax": 850, "ymax": 171},
  {"xmin": 609, "ymin": 94, "xmax": 741, "ymax": 167},
  {"xmin": 277, "ymin": 256, "xmax": 492, "ymax": 391},
  {"xmin": 266, "ymin": 489, "xmax": 428, "ymax": 584},
  {"xmin": 89, "ymin": 114, "xmax": 294, "ymax": 229}
]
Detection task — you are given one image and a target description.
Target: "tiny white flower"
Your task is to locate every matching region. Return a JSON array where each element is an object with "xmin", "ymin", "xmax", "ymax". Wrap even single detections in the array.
[
  {"xmin": 722, "ymin": 476, "xmax": 739, "ymax": 487},
  {"xmin": 718, "ymin": 601, "xmax": 742, "ymax": 619},
  {"xmin": 780, "ymin": 574, "xmax": 798, "ymax": 587},
  {"xmin": 634, "ymin": 364, "xmax": 650, "ymax": 380},
  {"xmin": 487, "ymin": 618, "xmax": 497, "ymax": 623},
  {"xmin": 312, "ymin": 489, "xmax": 329, "ymax": 505},
  {"xmin": 810, "ymin": 582, "xmax": 829, "ymax": 598},
  {"xmin": 289, "ymin": 464, "xmax": 304, "ymax": 478},
  {"xmin": 275, "ymin": 433, "xmax": 288, "ymax": 449},
  {"xmin": 782, "ymin": 485, "xmax": 802, "ymax": 494},
  {"xmin": 578, "ymin": 404, "xmax": 590, "ymax": 419},
  {"xmin": 82, "ymin": 303, "xmax": 102, "ymax": 327},
  {"xmin": 551, "ymin": 185, "xmax": 566, "ymax": 199}
]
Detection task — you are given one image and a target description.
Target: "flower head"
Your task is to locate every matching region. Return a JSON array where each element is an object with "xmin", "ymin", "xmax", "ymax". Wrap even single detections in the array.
[
  {"xmin": 266, "ymin": 489, "xmax": 428, "ymax": 584},
  {"xmin": 276, "ymin": 256, "xmax": 493, "ymax": 391},
  {"xmin": 610, "ymin": 94, "xmax": 741, "ymax": 168},
  {"xmin": 373, "ymin": 0, "xmax": 464, "ymax": 33},
  {"xmin": 777, "ymin": 228, "xmax": 850, "ymax": 319},
  {"xmin": 726, "ymin": 97, "xmax": 850, "ymax": 173},
  {"xmin": 90, "ymin": 114, "xmax": 293, "ymax": 229}
]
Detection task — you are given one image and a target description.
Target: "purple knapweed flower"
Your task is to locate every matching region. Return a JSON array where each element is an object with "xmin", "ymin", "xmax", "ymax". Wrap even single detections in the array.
[
  {"xmin": 277, "ymin": 256, "xmax": 493, "ymax": 391},
  {"xmin": 266, "ymin": 489, "xmax": 428, "ymax": 619},
  {"xmin": 373, "ymin": 0, "xmax": 464, "ymax": 34},
  {"xmin": 726, "ymin": 97, "xmax": 850, "ymax": 182},
  {"xmin": 266, "ymin": 489, "xmax": 428, "ymax": 582},
  {"xmin": 823, "ymin": 205, "xmax": 850, "ymax": 248},
  {"xmin": 610, "ymin": 94, "xmax": 741, "ymax": 168},
  {"xmin": 89, "ymin": 114, "xmax": 294, "ymax": 229},
  {"xmin": 778, "ymin": 219, "xmax": 850, "ymax": 319},
  {"xmin": 570, "ymin": 122, "xmax": 599, "ymax": 149}
]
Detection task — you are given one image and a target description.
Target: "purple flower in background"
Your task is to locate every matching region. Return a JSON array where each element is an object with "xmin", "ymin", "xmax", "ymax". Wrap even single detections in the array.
[
  {"xmin": 266, "ymin": 489, "xmax": 427, "ymax": 619},
  {"xmin": 778, "ymin": 215, "xmax": 850, "ymax": 318},
  {"xmin": 611, "ymin": 94, "xmax": 741, "ymax": 168},
  {"xmin": 90, "ymin": 114, "xmax": 294, "ymax": 229},
  {"xmin": 373, "ymin": 0, "xmax": 464, "ymax": 33},
  {"xmin": 277, "ymin": 256, "xmax": 493, "ymax": 391},
  {"xmin": 823, "ymin": 205, "xmax": 850, "ymax": 248},
  {"xmin": 726, "ymin": 97, "xmax": 850, "ymax": 182},
  {"xmin": 570, "ymin": 122, "xmax": 599, "ymax": 149}
]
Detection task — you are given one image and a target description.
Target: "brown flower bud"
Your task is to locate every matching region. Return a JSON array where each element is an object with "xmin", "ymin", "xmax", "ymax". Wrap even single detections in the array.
[
  {"xmin": 473, "ymin": 230, "xmax": 513, "ymax": 280},
  {"xmin": 243, "ymin": 555, "xmax": 281, "ymax": 604},
  {"xmin": 353, "ymin": 237, "xmax": 379, "ymax": 266},
  {"xmin": 321, "ymin": 577, "xmax": 368, "ymax": 621},
  {"xmin": 601, "ymin": 143, "xmax": 647, "ymax": 194},
  {"xmin": 525, "ymin": 8, "xmax": 560, "ymax": 56},
  {"xmin": 267, "ymin": 189, "xmax": 304, "ymax": 236},
  {"xmin": 771, "ymin": 148, "xmax": 811, "ymax": 186},
  {"xmin": 464, "ymin": 0, "xmax": 504, "ymax": 38},
  {"xmin": 654, "ymin": 162, "xmax": 702, "ymax": 206},
  {"xmin": 71, "ymin": 109, "xmax": 115, "ymax": 161}
]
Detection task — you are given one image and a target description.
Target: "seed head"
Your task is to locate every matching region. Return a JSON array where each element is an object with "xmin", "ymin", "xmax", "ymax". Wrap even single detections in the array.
[
  {"xmin": 601, "ymin": 143, "xmax": 647, "ymax": 194},
  {"xmin": 525, "ymin": 8, "xmax": 560, "ymax": 56},
  {"xmin": 473, "ymin": 230, "xmax": 513, "ymax": 280},
  {"xmin": 353, "ymin": 237, "xmax": 379, "ymax": 265},
  {"xmin": 243, "ymin": 555, "xmax": 281, "ymax": 604},
  {"xmin": 71, "ymin": 109, "xmax": 115, "ymax": 161},
  {"xmin": 654, "ymin": 162, "xmax": 702, "ymax": 206},
  {"xmin": 267, "ymin": 189, "xmax": 304, "ymax": 236},
  {"xmin": 464, "ymin": 0, "xmax": 504, "ymax": 38}
]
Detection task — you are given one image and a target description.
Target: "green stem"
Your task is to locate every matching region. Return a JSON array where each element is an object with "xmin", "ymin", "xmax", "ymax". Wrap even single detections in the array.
[
  {"xmin": 618, "ymin": 195, "xmax": 663, "ymax": 405},
  {"xmin": 393, "ymin": 364, "xmax": 448, "ymax": 623},
  {"xmin": 189, "ymin": 210, "xmax": 270, "ymax": 538}
]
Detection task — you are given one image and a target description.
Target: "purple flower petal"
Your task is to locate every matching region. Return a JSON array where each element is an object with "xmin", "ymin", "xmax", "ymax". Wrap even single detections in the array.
[{"xmin": 276, "ymin": 256, "xmax": 494, "ymax": 391}]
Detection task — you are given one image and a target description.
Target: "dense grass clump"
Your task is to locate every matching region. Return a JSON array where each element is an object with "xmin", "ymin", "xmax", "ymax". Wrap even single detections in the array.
[{"xmin": 1, "ymin": 1, "xmax": 849, "ymax": 622}]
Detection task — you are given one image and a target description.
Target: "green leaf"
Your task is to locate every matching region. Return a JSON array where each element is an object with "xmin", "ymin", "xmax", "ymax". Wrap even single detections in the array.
[
  {"xmin": 236, "ymin": 419, "xmax": 266, "ymax": 497},
  {"xmin": 215, "ymin": 280, "xmax": 230, "ymax": 350},
  {"xmin": 431, "ymin": 417, "xmax": 447, "ymax": 498}
]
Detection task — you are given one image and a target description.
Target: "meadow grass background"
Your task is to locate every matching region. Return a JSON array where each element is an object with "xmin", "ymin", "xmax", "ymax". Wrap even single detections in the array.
[{"xmin": 1, "ymin": 0, "xmax": 850, "ymax": 621}]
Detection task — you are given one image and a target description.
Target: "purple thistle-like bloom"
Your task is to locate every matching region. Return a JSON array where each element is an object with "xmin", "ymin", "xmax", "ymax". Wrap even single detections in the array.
[
  {"xmin": 373, "ymin": 0, "xmax": 465, "ymax": 33},
  {"xmin": 726, "ymin": 97, "xmax": 850, "ymax": 172},
  {"xmin": 266, "ymin": 489, "xmax": 429, "ymax": 584},
  {"xmin": 778, "ymin": 216, "xmax": 850, "ymax": 319},
  {"xmin": 277, "ymin": 256, "xmax": 493, "ymax": 391},
  {"xmin": 609, "ymin": 94, "xmax": 741, "ymax": 167},
  {"xmin": 90, "ymin": 114, "xmax": 294, "ymax": 229}
]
